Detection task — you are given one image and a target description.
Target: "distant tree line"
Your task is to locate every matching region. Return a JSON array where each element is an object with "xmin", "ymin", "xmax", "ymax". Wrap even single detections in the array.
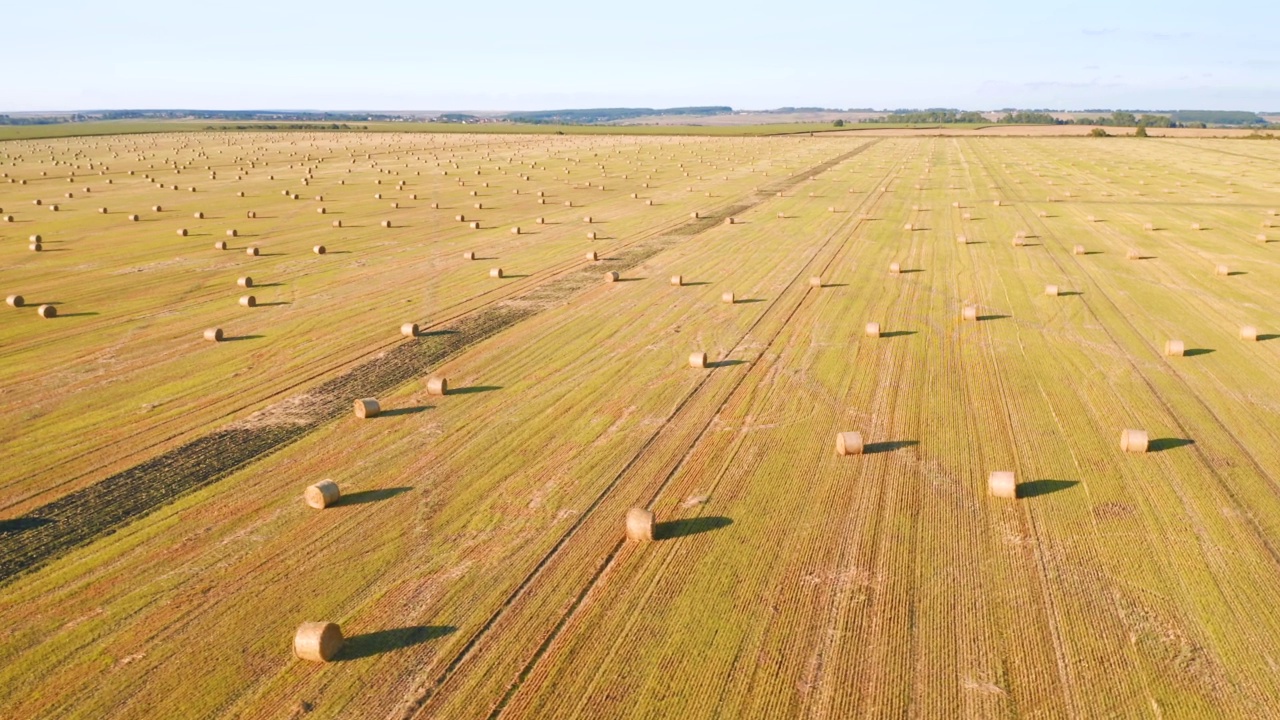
[{"xmin": 505, "ymin": 107, "xmax": 733, "ymax": 124}]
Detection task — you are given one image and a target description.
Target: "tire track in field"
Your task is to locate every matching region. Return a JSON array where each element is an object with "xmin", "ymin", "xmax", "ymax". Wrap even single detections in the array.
[
  {"xmin": 394, "ymin": 141, "xmax": 894, "ymax": 719},
  {"xmin": 0, "ymin": 143, "xmax": 877, "ymax": 588}
]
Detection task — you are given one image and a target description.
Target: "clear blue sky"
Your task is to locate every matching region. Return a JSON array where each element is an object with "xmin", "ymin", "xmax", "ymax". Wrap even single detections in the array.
[{"xmin": 5, "ymin": 0, "xmax": 1276, "ymax": 112}]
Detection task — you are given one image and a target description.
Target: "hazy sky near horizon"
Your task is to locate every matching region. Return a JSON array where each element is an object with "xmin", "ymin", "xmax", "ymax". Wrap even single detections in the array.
[{"xmin": 5, "ymin": 0, "xmax": 1277, "ymax": 112}]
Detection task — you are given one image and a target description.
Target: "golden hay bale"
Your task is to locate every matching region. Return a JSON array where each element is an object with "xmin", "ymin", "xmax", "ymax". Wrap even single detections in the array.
[
  {"xmin": 625, "ymin": 508, "xmax": 654, "ymax": 542},
  {"xmin": 426, "ymin": 377, "xmax": 448, "ymax": 396},
  {"xmin": 399, "ymin": 322, "xmax": 419, "ymax": 338},
  {"xmin": 7, "ymin": 294, "xmax": 25, "ymax": 308},
  {"xmin": 1120, "ymin": 429, "xmax": 1149, "ymax": 453},
  {"xmin": 605, "ymin": 271, "xmax": 619, "ymax": 283},
  {"xmin": 809, "ymin": 276, "xmax": 822, "ymax": 288},
  {"xmin": 214, "ymin": 241, "xmax": 227, "ymax": 250},
  {"xmin": 239, "ymin": 295, "xmax": 256, "ymax": 307},
  {"xmin": 489, "ymin": 268, "xmax": 503, "ymax": 278},
  {"xmin": 511, "ymin": 226, "xmax": 520, "ymax": 235},
  {"xmin": 1072, "ymin": 245, "xmax": 1085, "ymax": 255},
  {"xmin": 903, "ymin": 223, "xmax": 913, "ymax": 231},
  {"xmin": 1038, "ymin": 211, "xmax": 1048, "ymax": 218},
  {"xmin": 585, "ymin": 251, "xmax": 598, "ymax": 261},
  {"xmin": 474, "ymin": 202, "xmax": 483, "ymax": 209},
  {"xmin": 152, "ymin": 205, "xmax": 162, "ymax": 212},
  {"xmin": 177, "ymin": 228, "xmax": 188, "ymax": 237},
  {"xmin": 1258, "ymin": 233, "xmax": 1268, "ymax": 242},
  {"xmin": 37, "ymin": 304, "xmax": 56, "ymax": 319},
  {"xmin": 203, "ymin": 328, "xmax": 223, "ymax": 342},
  {"xmin": 462, "ymin": 251, "xmax": 475, "ymax": 260},
  {"xmin": 1045, "ymin": 285, "xmax": 1059, "ymax": 296},
  {"xmin": 865, "ymin": 322, "xmax": 880, "ymax": 338},
  {"xmin": 722, "ymin": 291, "xmax": 735, "ymax": 304},
  {"xmin": 294, "ymin": 622, "xmax": 343, "ymax": 663},
  {"xmin": 28, "ymin": 242, "xmax": 42, "ymax": 252},
  {"xmin": 587, "ymin": 231, "xmax": 597, "ymax": 240},
  {"xmin": 5, "ymin": 215, "xmax": 14, "ymax": 221},
  {"xmin": 1143, "ymin": 222, "xmax": 1154, "ymax": 231},
  {"xmin": 670, "ymin": 275, "xmax": 683, "ymax": 286},
  {"xmin": 1214, "ymin": 264, "xmax": 1228, "ymax": 276},
  {"xmin": 470, "ymin": 221, "xmax": 480, "ymax": 230},
  {"xmin": 536, "ymin": 217, "xmax": 546, "ymax": 225},
  {"xmin": 1161, "ymin": 339, "xmax": 1187, "ymax": 358},
  {"xmin": 49, "ymin": 205, "xmax": 59, "ymax": 212},
  {"xmin": 988, "ymin": 471, "xmax": 1016, "ymax": 499},
  {"xmin": 305, "ymin": 480, "xmax": 341, "ymax": 509},
  {"xmin": 725, "ymin": 217, "xmax": 735, "ymax": 225},
  {"xmin": 129, "ymin": 214, "xmax": 140, "ymax": 221},
  {"xmin": 353, "ymin": 398, "xmax": 381, "ymax": 419},
  {"xmin": 993, "ymin": 200, "xmax": 1001, "ymax": 207},
  {"xmin": 689, "ymin": 352, "xmax": 708, "ymax": 369},
  {"xmin": 381, "ymin": 220, "xmax": 392, "ymax": 228},
  {"xmin": 313, "ymin": 245, "xmax": 326, "ymax": 255},
  {"xmin": 317, "ymin": 207, "xmax": 326, "ymax": 214},
  {"xmin": 962, "ymin": 306, "xmax": 978, "ymax": 322},
  {"xmin": 691, "ymin": 211, "xmax": 700, "ymax": 219},
  {"xmin": 237, "ymin": 276, "xmax": 253, "ymax": 288},
  {"xmin": 245, "ymin": 246, "xmax": 259, "ymax": 256},
  {"xmin": 1191, "ymin": 223, "xmax": 1201, "ymax": 230},
  {"xmin": 227, "ymin": 228, "xmax": 239, "ymax": 237},
  {"xmin": 889, "ymin": 262, "xmax": 901, "ymax": 275},
  {"xmin": 1240, "ymin": 326, "xmax": 1259, "ymax": 342},
  {"xmin": 835, "ymin": 431, "xmax": 864, "ymax": 456},
  {"xmin": 1126, "ymin": 249, "xmax": 1140, "ymax": 260}
]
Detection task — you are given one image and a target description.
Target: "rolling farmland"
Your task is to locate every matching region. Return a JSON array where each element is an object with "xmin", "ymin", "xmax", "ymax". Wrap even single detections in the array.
[{"xmin": 2, "ymin": 130, "xmax": 1280, "ymax": 718}]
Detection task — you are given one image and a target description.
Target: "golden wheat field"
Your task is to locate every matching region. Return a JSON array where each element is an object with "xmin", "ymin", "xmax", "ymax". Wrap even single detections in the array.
[{"xmin": 2, "ymin": 130, "xmax": 1280, "ymax": 719}]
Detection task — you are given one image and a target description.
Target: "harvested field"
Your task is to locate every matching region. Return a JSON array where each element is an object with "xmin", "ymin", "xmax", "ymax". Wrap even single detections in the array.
[{"xmin": 2, "ymin": 131, "xmax": 1280, "ymax": 719}]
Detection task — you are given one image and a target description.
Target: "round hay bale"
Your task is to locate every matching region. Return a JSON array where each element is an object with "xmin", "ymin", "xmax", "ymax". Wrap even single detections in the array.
[
  {"xmin": 29, "ymin": 234, "xmax": 41, "ymax": 243},
  {"xmin": 645, "ymin": 199, "xmax": 654, "ymax": 206},
  {"xmin": 1126, "ymin": 249, "xmax": 1140, "ymax": 260},
  {"xmin": 988, "ymin": 471, "xmax": 1016, "ymax": 499},
  {"xmin": 511, "ymin": 227, "xmax": 520, "ymax": 235},
  {"xmin": 889, "ymin": 262, "xmax": 901, "ymax": 275},
  {"xmin": 353, "ymin": 398, "xmax": 381, "ymax": 419},
  {"xmin": 332, "ymin": 219, "xmax": 342, "ymax": 228},
  {"xmin": 670, "ymin": 275, "xmax": 683, "ymax": 287},
  {"xmin": 1241, "ymin": 326, "xmax": 1259, "ymax": 342},
  {"xmin": 835, "ymin": 431, "xmax": 864, "ymax": 456},
  {"xmin": 1072, "ymin": 245, "xmax": 1085, "ymax": 255},
  {"xmin": 239, "ymin": 295, "xmax": 256, "ymax": 307},
  {"xmin": 691, "ymin": 211, "xmax": 700, "ymax": 219},
  {"xmin": 725, "ymin": 217, "xmax": 735, "ymax": 225},
  {"xmin": 1120, "ymin": 429, "xmax": 1149, "ymax": 453},
  {"xmin": 1191, "ymin": 223, "xmax": 1201, "ymax": 230},
  {"xmin": 470, "ymin": 221, "xmax": 481, "ymax": 230},
  {"xmin": 809, "ymin": 276, "xmax": 822, "ymax": 288},
  {"xmin": 1143, "ymin": 222, "xmax": 1154, "ymax": 231},
  {"xmin": 177, "ymin": 228, "xmax": 188, "ymax": 237},
  {"xmin": 689, "ymin": 352, "xmax": 708, "ymax": 369},
  {"xmin": 203, "ymin": 328, "xmax": 223, "ymax": 342},
  {"xmin": 214, "ymin": 241, "xmax": 227, "ymax": 250},
  {"xmin": 317, "ymin": 207, "xmax": 326, "ymax": 214},
  {"xmin": 227, "ymin": 229, "xmax": 238, "ymax": 237},
  {"xmin": 583, "ymin": 216, "xmax": 592, "ymax": 224},
  {"xmin": 962, "ymin": 306, "xmax": 978, "ymax": 322},
  {"xmin": 489, "ymin": 268, "xmax": 503, "ymax": 279},
  {"xmin": 536, "ymin": 217, "xmax": 545, "ymax": 224},
  {"xmin": 1045, "ymin": 285, "xmax": 1060, "ymax": 297},
  {"xmin": 587, "ymin": 231, "xmax": 597, "ymax": 240},
  {"xmin": 237, "ymin": 276, "xmax": 253, "ymax": 288},
  {"xmin": 956, "ymin": 235, "xmax": 968, "ymax": 244},
  {"xmin": 49, "ymin": 205, "xmax": 58, "ymax": 212},
  {"xmin": 400, "ymin": 322, "xmax": 418, "ymax": 338},
  {"xmin": 585, "ymin": 251, "xmax": 598, "ymax": 261},
  {"xmin": 993, "ymin": 200, "xmax": 1001, "ymax": 207},
  {"xmin": 247, "ymin": 211, "xmax": 256, "ymax": 218},
  {"xmin": 313, "ymin": 245, "xmax": 326, "ymax": 255},
  {"xmin": 381, "ymin": 220, "xmax": 392, "ymax": 228},
  {"xmin": 152, "ymin": 205, "xmax": 162, "ymax": 212},
  {"xmin": 294, "ymin": 622, "xmax": 343, "ymax": 663},
  {"xmin": 462, "ymin": 251, "xmax": 475, "ymax": 260},
  {"xmin": 1012, "ymin": 237, "xmax": 1026, "ymax": 247},
  {"xmin": 28, "ymin": 240, "xmax": 43, "ymax": 251},
  {"xmin": 305, "ymin": 480, "xmax": 341, "ymax": 509},
  {"xmin": 903, "ymin": 223, "xmax": 913, "ymax": 231},
  {"xmin": 625, "ymin": 507, "xmax": 654, "ymax": 542},
  {"xmin": 4, "ymin": 215, "xmax": 14, "ymax": 221},
  {"xmin": 1165, "ymin": 340, "xmax": 1185, "ymax": 356},
  {"xmin": 426, "ymin": 377, "xmax": 448, "ymax": 396},
  {"xmin": 474, "ymin": 203, "xmax": 483, "ymax": 209},
  {"xmin": 1214, "ymin": 264, "xmax": 1228, "ymax": 276},
  {"xmin": 865, "ymin": 322, "xmax": 881, "ymax": 338},
  {"xmin": 245, "ymin": 246, "xmax": 259, "ymax": 256},
  {"xmin": 605, "ymin": 271, "xmax": 619, "ymax": 283},
  {"xmin": 36, "ymin": 304, "xmax": 56, "ymax": 319},
  {"xmin": 129, "ymin": 214, "xmax": 140, "ymax": 221},
  {"xmin": 7, "ymin": 294, "xmax": 25, "ymax": 308},
  {"xmin": 722, "ymin": 291, "xmax": 735, "ymax": 304},
  {"xmin": 1258, "ymin": 234, "xmax": 1268, "ymax": 242}
]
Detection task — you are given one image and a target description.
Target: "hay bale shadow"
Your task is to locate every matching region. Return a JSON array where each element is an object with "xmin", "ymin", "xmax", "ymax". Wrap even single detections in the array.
[
  {"xmin": 1148, "ymin": 438, "xmax": 1194, "ymax": 452},
  {"xmin": 449, "ymin": 385, "xmax": 501, "ymax": 395},
  {"xmin": 736, "ymin": 298, "xmax": 766, "ymax": 304},
  {"xmin": 223, "ymin": 334, "xmax": 264, "ymax": 342},
  {"xmin": 1257, "ymin": 334, "xmax": 1279, "ymax": 342},
  {"xmin": 655, "ymin": 516, "xmax": 732, "ymax": 540},
  {"xmin": 337, "ymin": 487, "xmax": 412, "ymax": 506},
  {"xmin": 1183, "ymin": 348, "xmax": 1215, "ymax": 357},
  {"xmin": 335, "ymin": 625, "xmax": 455, "ymax": 661},
  {"xmin": 0, "ymin": 517, "xmax": 53, "ymax": 534},
  {"xmin": 879, "ymin": 330, "xmax": 916, "ymax": 338},
  {"xmin": 709, "ymin": 359, "xmax": 746, "ymax": 368},
  {"xmin": 863, "ymin": 439, "xmax": 918, "ymax": 454},
  {"xmin": 379, "ymin": 406, "xmax": 431, "ymax": 417},
  {"xmin": 977, "ymin": 314, "xmax": 1010, "ymax": 322},
  {"xmin": 1017, "ymin": 479, "xmax": 1079, "ymax": 498}
]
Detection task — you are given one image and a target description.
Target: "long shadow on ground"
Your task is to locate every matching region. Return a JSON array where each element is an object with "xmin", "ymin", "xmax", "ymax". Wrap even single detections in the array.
[
  {"xmin": 655, "ymin": 516, "xmax": 733, "ymax": 540},
  {"xmin": 336, "ymin": 625, "xmax": 456, "ymax": 661}
]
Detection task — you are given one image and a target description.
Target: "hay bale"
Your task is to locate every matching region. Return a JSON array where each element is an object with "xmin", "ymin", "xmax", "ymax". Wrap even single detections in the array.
[
  {"xmin": 670, "ymin": 275, "xmax": 683, "ymax": 286},
  {"xmin": 865, "ymin": 322, "xmax": 880, "ymax": 338},
  {"xmin": 304, "ymin": 480, "xmax": 342, "ymax": 509},
  {"xmin": 317, "ymin": 207, "xmax": 326, "ymax": 214},
  {"xmin": 988, "ymin": 471, "xmax": 1016, "ymax": 499},
  {"xmin": 353, "ymin": 398, "xmax": 381, "ymax": 419},
  {"xmin": 129, "ymin": 214, "xmax": 140, "ymax": 221},
  {"xmin": 489, "ymin": 268, "xmax": 503, "ymax": 278},
  {"xmin": 605, "ymin": 271, "xmax": 619, "ymax": 282},
  {"xmin": 993, "ymin": 200, "xmax": 1001, "ymax": 207},
  {"xmin": 237, "ymin": 276, "xmax": 253, "ymax": 288},
  {"xmin": 511, "ymin": 227, "xmax": 520, "ymax": 235},
  {"xmin": 903, "ymin": 223, "xmax": 913, "ymax": 231},
  {"xmin": 809, "ymin": 276, "xmax": 822, "ymax": 288},
  {"xmin": 470, "ymin": 222, "xmax": 480, "ymax": 230},
  {"xmin": 725, "ymin": 217, "xmax": 735, "ymax": 225},
  {"xmin": 1191, "ymin": 223, "xmax": 1201, "ymax": 231},
  {"xmin": 462, "ymin": 251, "xmax": 475, "ymax": 260},
  {"xmin": 962, "ymin": 306, "xmax": 977, "ymax": 322},
  {"xmin": 214, "ymin": 241, "xmax": 227, "ymax": 250},
  {"xmin": 889, "ymin": 262, "xmax": 901, "ymax": 275},
  {"xmin": 1120, "ymin": 429, "xmax": 1148, "ymax": 453},
  {"xmin": 247, "ymin": 210, "xmax": 256, "ymax": 218},
  {"xmin": 1258, "ymin": 234, "xmax": 1268, "ymax": 242},
  {"xmin": 203, "ymin": 328, "xmax": 223, "ymax": 342},
  {"xmin": 400, "ymin": 322, "xmax": 419, "ymax": 338},
  {"xmin": 313, "ymin": 245, "xmax": 326, "ymax": 255},
  {"xmin": 722, "ymin": 291, "xmax": 735, "ymax": 304},
  {"xmin": 37, "ymin": 304, "xmax": 56, "ymax": 319},
  {"xmin": 294, "ymin": 622, "xmax": 343, "ymax": 663},
  {"xmin": 28, "ymin": 242, "xmax": 42, "ymax": 252},
  {"xmin": 1164, "ymin": 340, "xmax": 1186, "ymax": 357},
  {"xmin": 956, "ymin": 235, "xmax": 967, "ymax": 244},
  {"xmin": 587, "ymin": 231, "xmax": 597, "ymax": 240},
  {"xmin": 239, "ymin": 295, "xmax": 257, "ymax": 307},
  {"xmin": 177, "ymin": 228, "xmax": 188, "ymax": 237},
  {"xmin": 691, "ymin": 211, "xmax": 700, "ymax": 219},
  {"xmin": 1072, "ymin": 245, "xmax": 1085, "ymax": 255},
  {"xmin": 585, "ymin": 251, "xmax": 598, "ymax": 261},
  {"xmin": 245, "ymin": 246, "xmax": 259, "ymax": 256},
  {"xmin": 381, "ymin": 220, "xmax": 392, "ymax": 228},
  {"xmin": 7, "ymin": 294, "xmax": 25, "ymax": 308},
  {"xmin": 1126, "ymin": 249, "xmax": 1140, "ymax": 260},
  {"xmin": 227, "ymin": 229, "xmax": 238, "ymax": 237},
  {"xmin": 1045, "ymin": 285, "xmax": 1059, "ymax": 296},
  {"xmin": 689, "ymin": 352, "xmax": 708, "ymax": 369},
  {"xmin": 1241, "ymin": 326, "xmax": 1259, "ymax": 342},
  {"xmin": 1143, "ymin": 222, "xmax": 1154, "ymax": 231},
  {"xmin": 152, "ymin": 205, "xmax": 162, "ymax": 212},
  {"xmin": 625, "ymin": 508, "xmax": 654, "ymax": 542},
  {"xmin": 835, "ymin": 431, "xmax": 864, "ymax": 456},
  {"xmin": 1214, "ymin": 264, "xmax": 1228, "ymax": 276},
  {"xmin": 426, "ymin": 377, "xmax": 448, "ymax": 396}
]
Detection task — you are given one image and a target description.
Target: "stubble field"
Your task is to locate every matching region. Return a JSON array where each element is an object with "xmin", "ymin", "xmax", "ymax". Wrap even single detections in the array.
[{"xmin": 1, "ymin": 130, "xmax": 1279, "ymax": 719}]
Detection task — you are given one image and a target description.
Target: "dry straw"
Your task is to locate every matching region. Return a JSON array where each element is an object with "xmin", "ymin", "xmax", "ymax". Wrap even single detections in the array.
[
  {"xmin": 1045, "ymin": 285, "xmax": 1059, "ymax": 296},
  {"xmin": 1072, "ymin": 245, "xmax": 1085, "ymax": 255},
  {"xmin": 426, "ymin": 377, "xmax": 448, "ymax": 395},
  {"xmin": 1164, "ymin": 340, "xmax": 1185, "ymax": 357},
  {"xmin": 865, "ymin": 322, "xmax": 880, "ymax": 338},
  {"xmin": 889, "ymin": 262, "xmax": 901, "ymax": 275},
  {"xmin": 1120, "ymin": 429, "xmax": 1149, "ymax": 453},
  {"xmin": 1214, "ymin": 264, "xmax": 1228, "ymax": 276},
  {"xmin": 401, "ymin": 322, "xmax": 418, "ymax": 338},
  {"xmin": 294, "ymin": 622, "xmax": 343, "ymax": 663},
  {"xmin": 962, "ymin": 306, "xmax": 978, "ymax": 322},
  {"xmin": 722, "ymin": 291, "xmax": 735, "ymax": 304},
  {"xmin": 462, "ymin": 251, "xmax": 475, "ymax": 260},
  {"xmin": 689, "ymin": 352, "xmax": 708, "ymax": 369},
  {"xmin": 203, "ymin": 328, "xmax": 223, "ymax": 342},
  {"xmin": 604, "ymin": 271, "xmax": 619, "ymax": 282},
  {"xmin": 670, "ymin": 275, "xmax": 683, "ymax": 286},
  {"xmin": 585, "ymin": 251, "xmax": 598, "ymax": 261},
  {"xmin": 239, "ymin": 295, "xmax": 256, "ymax": 307},
  {"xmin": 214, "ymin": 241, "xmax": 227, "ymax": 250},
  {"xmin": 1126, "ymin": 249, "xmax": 1141, "ymax": 260},
  {"xmin": 6, "ymin": 295, "xmax": 24, "ymax": 308},
  {"xmin": 835, "ymin": 431, "xmax": 864, "ymax": 456},
  {"xmin": 37, "ymin": 304, "xmax": 56, "ymax": 319},
  {"xmin": 1240, "ymin": 326, "xmax": 1258, "ymax": 342},
  {"xmin": 489, "ymin": 268, "xmax": 503, "ymax": 278},
  {"xmin": 304, "ymin": 480, "xmax": 341, "ymax": 509},
  {"xmin": 237, "ymin": 276, "xmax": 253, "ymax": 288},
  {"xmin": 245, "ymin": 246, "xmax": 259, "ymax": 256},
  {"xmin": 625, "ymin": 508, "xmax": 654, "ymax": 542},
  {"xmin": 988, "ymin": 471, "xmax": 1016, "ymax": 499},
  {"xmin": 353, "ymin": 398, "xmax": 381, "ymax": 419},
  {"xmin": 809, "ymin": 276, "xmax": 822, "ymax": 288}
]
